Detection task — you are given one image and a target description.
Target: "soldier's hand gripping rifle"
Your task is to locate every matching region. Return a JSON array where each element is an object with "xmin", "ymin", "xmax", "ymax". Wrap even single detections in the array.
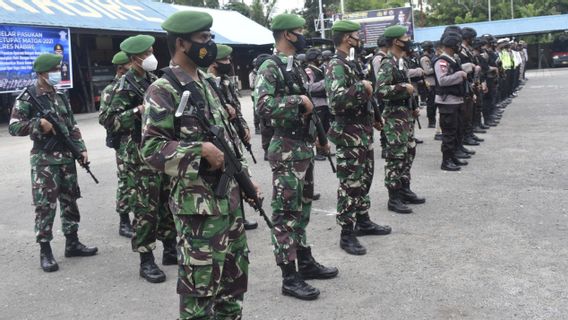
[
  {"xmin": 175, "ymin": 91, "xmax": 273, "ymax": 229},
  {"xmin": 287, "ymin": 56, "xmax": 336, "ymax": 173},
  {"xmin": 398, "ymin": 57, "xmax": 422, "ymax": 130},
  {"xmin": 17, "ymin": 88, "xmax": 99, "ymax": 184}
]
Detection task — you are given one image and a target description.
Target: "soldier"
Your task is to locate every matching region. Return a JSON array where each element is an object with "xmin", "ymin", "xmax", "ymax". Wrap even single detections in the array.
[
  {"xmin": 208, "ymin": 44, "xmax": 259, "ymax": 231},
  {"xmin": 140, "ymin": 11, "xmax": 257, "ymax": 319},
  {"xmin": 304, "ymin": 47, "xmax": 330, "ymax": 161},
  {"xmin": 371, "ymin": 35, "xmax": 389, "ymax": 159},
  {"xmin": 325, "ymin": 20, "xmax": 392, "ymax": 256},
  {"xmin": 98, "ymin": 51, "xmax": 134, "ymax": 238},
  {"xmin": 255, "ymin": 13, "xmax": 338, "ymax": 300},
  {"xmin": 104, "ymin": 35, "xmax": 177, "ymax": 283},
  {"xmin": 420, "ymin": 41, "xmax": 437, "ymax": 128},
  {"xmin": 434, "ymin": 32, "xmax": 469, "ymax": 171},
  {"xmin": 9, "ymin": 53, "xmax": 98, "ymax": 272},
  {"xmin": 376, "ymin": 25, "xmax": 425, "ymax": 214}
]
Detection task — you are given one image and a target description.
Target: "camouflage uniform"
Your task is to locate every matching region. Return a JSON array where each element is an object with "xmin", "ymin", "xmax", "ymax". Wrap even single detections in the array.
[
  {"xmin": 140, "ymin": 64, "xmax": 249, "ymax": 319},
  {"xmin": 104, "ymin": 68, "xmax": 176, "ymax": 252},
  {"xmin": 98, "ymin": 77, "xmax": 133, "ymax": 220},
  {"xmin": 255, "ymin": 53, "xmax": 315, "ymax": 265},
  {"xmin": 325, "ymin": 51, "xmax": 375, "ymax": 226},
  {"xmin": 217, "ymin": 74, "xmax": 249, "ymax": 132},
  {"xmin": 9, "ymin": 84, "xmax": 85, "ymax": 243},
  {"xmin": 376, "ymin": 53, "xmax": 416, "ymax": 190}
]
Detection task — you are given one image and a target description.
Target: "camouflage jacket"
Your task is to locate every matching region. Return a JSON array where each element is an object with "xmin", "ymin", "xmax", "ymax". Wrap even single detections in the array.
[
  {"xmin": 140, "ymin": 63, "xmax": 247, "ymax": 216},
  {"xmin": 375, "ymin": 52, "xmax": 411, "ymax": 105},
  {"xmin": 9, "ymin": 83, "xmax": 86, "ymax": 166},
  {"xmin": 102, "ymin": 68, "xmax": 157, "ymax": 165},
  {"xmin": 216, "ymin": 74, "xmax": 249, "ymax": 131},
  {"xmin": 254, "ymin": 52, "xmax": 314, "ymax": 161},
  {"xmin": 325, "ymin": 50, "xmax": 374, "ymax": 147}
]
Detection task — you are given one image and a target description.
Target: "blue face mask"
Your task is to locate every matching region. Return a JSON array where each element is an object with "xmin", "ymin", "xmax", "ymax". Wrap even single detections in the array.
[{"xmin": 46, "ymin": 72, "xmax": 62, "ymax": 87}]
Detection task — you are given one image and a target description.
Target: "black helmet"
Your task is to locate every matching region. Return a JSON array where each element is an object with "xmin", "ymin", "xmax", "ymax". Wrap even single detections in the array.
[
  {"xmin": 443, "ymin": 25, "xmax": 462, "ymax": 36},
  {"xmin": 472, "ymin": 37, "xmax": 487, "ymax": 49},
  {"xmin": 441, "ymin": 31, "xmax": 462, "ymax": 48},
  {"xmin": 305, "ymin": 48, "xmax": 322, "ymax": 62},
  {"xmin": 421, "ymin": 41, "xmax": 433, "ymax": 50},
  {"xmin": 296, "ymin": 53, "xmax": 306, "ymax": 62},
  {"xmin": 252, "ymin": 53, "xmax": 271, "ymax": 69},
  {"xmin": 461, "ymin": 27, "xmax": 477, "ymax": 40},
  {"xmin": 321, "ymin": 50, "xmax": 333, "ymax": 60},
  {"xmin": 376, "ymin": 35, "xmax": 387, "ymax": 48}
]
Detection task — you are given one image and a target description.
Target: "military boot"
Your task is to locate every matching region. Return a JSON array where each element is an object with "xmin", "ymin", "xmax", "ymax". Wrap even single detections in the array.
[
  {"xmin": 387, "ymin": 189, "xmax": 413, "ymax": 214},
  {"xmin": 400, "ymin": 181, "xmax": 426, "ymax": 204},
  {"xmin": 428, "ymin": 119, "xmax": 436, "ymax": 128},
  {"xmin": 39, "ymin": 242, "xmax": 59, "ymax": 272},
  {"xmin": 140, "ymin": 252, "xmax": 166, "ymax": 283},
  {"xmin": 381, "ymin": 149, "xmax": 387, "ymax": 159},
  {"xmin": 340, "ymin": 225, "xmax": 366, "ymax": 255},
  {"xmin": 312, "ymin": 193, "xmax": 321, "ymax": 201},
  {"xmin": 162, "ymin": 238, "xmax": 178, "ymax": 265},
  {"xmin": 64, "ymin": 232, "xmax": 98, "ymax": 257},
  {"xmin": 355, "ymin": 214, "xmax": 392, "ymax": 236},
  {"xmin": 297, "ymin": 247, "xmax": 338, "ymax": 280},
  {"xmin": 280, "ymin": 262, "xmax": 320, "ymax": 300},
  {"xmin": 454, "ymin": 149, "xmax": 472, "ymax": 159},
  {"xmin": 452, "ymin": 157, "xmax": 468, "ymax": 166},
  {"xmin": 463, "ymin": 136, "xmax": 480, "ymax": 146},
  {"xmin": 119, "ymin": 213, "xmax": 134, "ymax": 238},
  {"xmin": 461, "ymin": 146, "xmax": 476, "ymax": 155}
]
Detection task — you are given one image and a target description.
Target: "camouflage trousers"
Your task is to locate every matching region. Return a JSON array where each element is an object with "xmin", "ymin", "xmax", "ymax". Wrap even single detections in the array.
[
  {"xmin": 270, "ymin": 159, "xmax": 313, "ymax": 265},
  {"xmin": 31, "ymin": 163, "xmax": 81, "ymax": 243},
  {"xmin": 336, "ymin": 145, "xmax": 374, "ymax": 226},
  {"xmin": 175, "ymin": 209, "xmax": 248, "ymax": 320},
  {"xmin": 382, "ymin": 105, "xmax": 416, "ymax": 190},
  {"xmin": 130, "ymin": 164, "xmax": 176, "ymax": 253},
  {"xmin": 115, "ymin": 148, "xmax": 133, "ymax": 217}
]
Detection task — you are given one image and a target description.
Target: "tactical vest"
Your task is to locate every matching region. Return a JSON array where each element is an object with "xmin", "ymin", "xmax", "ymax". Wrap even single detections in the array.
[
  {"xmin": 306, "ymin": 64, "xmax": 326, "ymax": 98},
  {"xmin": 433, "ymin": 55, "xmax": 466, "ymax": 98}
]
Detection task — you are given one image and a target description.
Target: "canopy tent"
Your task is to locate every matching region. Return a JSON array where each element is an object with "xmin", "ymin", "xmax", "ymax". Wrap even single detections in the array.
[
  {"xmin": 415, "ymin": 14, "xmax": 568, "ymax": 42},
  {"xmin": 0, "ymin": 0, "xmax": 274, "ymax": 45}
]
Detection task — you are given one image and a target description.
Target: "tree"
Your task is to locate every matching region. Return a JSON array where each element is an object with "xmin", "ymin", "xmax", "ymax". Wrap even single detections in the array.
[
  {"xmin": 161, "ymin": 0, "xmax": 218, "ymax": 8},
  {"xmin": 224, "ymin": 2, "xmax": 251, "ymax": 17},
  {"xmin": 249, "ymin": 0, "xmax": 277, "ymax": 28}
]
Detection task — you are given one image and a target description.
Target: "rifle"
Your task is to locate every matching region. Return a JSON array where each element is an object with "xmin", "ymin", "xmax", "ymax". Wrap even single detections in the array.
[
  {"xmin": 175, "ymin": 90, "xmax": 273, "ymax": 229},
  {"xmin": 17, "ymin": 87, "xmax": 99, "ymax": 184},
  {"xmin": 287, "ymin": 56, "xmax": 336, "ymax": 173},
  {"xmin": 398, "ymin": 57, "xmax": 422, "ymax": 130}
]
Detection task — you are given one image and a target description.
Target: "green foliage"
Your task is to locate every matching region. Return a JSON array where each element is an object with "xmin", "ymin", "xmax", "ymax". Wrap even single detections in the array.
[
  {"xmin": 249, "ymin": 0, "xmax": 277, "ymax": 27},
  {"xmin": 224, "ymin": 2, "xmax": 251, "ymax": 17}
]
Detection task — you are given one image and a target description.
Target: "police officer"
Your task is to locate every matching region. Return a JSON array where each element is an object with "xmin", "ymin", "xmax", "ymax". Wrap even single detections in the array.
[
  {"xmin": 104, "ymin": 35, "xmax": 177, "ymax": 283},
  {"xmin": 376, "ymin": 25, "xmax": 425, "ymax": 214},
  {"xmin": 434, "ymin": 32, "xmax": 468, "ymax": 171},
  {"xmin": 304, "ymin": 47, "xmax": 330, "ymax": 161},
  {"xmin": 325, "ymin": 20, "xmax": 391, "ymax": 256},
  {"xmin": 371, "ymin": 35, "xmax": 389, "ymax": 159},
  {"xmin": 98, "ymin": 51, "xmax": 134, "ymax": 238},
  {"xmin": 255, "ymin": 13, "xmax": 338, "ymax": 300},
  {"xmin": 208, "ymin": 44, "xmax": 259, "ymax": 231},
  {"xmin": 9, "ymin": 53, "xmax": 98, "ymax": 272},
  {"xmin": 420, "ymin": 41, "xmax": 437, "ymax": 128},
  {"xmin": 141, "ymin": 11, "xmax": 258, "ymax": 319}
]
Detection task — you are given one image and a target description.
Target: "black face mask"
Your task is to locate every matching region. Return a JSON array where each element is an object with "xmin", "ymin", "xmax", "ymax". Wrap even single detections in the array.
[
  {"xmin": 289, "ymin": 32, "xmax": 306, "ymax": 52},
  {"xmin": 398, "ymin": 39, "xmax": 413, "ymax": 53},
  {"xmin": 216, "ymin": 62, "xmax": 232, "ymax": 75},
  {"xmin": 185, "ymin": 39, "xmax": 217, "ymax": 68}
]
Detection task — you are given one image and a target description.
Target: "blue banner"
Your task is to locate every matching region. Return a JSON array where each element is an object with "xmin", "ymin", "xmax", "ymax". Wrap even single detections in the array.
[{"xmin": 0, "ymin": 25, "xmax": 72, "ymax": 93}]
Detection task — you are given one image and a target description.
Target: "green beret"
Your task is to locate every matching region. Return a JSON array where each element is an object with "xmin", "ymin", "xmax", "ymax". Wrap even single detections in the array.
[
  {"xmin": 216, "ymin": 44, "xmax": 232, "ymax": 60},
  {"xmin": 112, "ymin": 51, "xmax": 129, "ymax": 65},
  {"xmin": 271, "ymin": 14, "xmax": 305, "ymax": 31},
  {"xmin": 33, "ymin": 53, "xmax": 62, "ymax": 73},
  {"xmin": 120, "ymin": 35, "xmax": 155, "ymax": 55},
  {"xmin": 162, "ymin": 11, "xmax": 213, "ymax": 34},
  {"xmin": 383, "ymin": 25, "xmax": 407, "ymax": 39},
  {"xmin": 331, "ymin": 20, "xmax": 361, "ymax": 33}
]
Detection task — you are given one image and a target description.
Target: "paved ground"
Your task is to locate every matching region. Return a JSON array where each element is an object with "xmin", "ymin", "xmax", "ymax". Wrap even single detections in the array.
[{"xmin": 1, "ymin": 68, "xmax": 567, "ymax": 320}]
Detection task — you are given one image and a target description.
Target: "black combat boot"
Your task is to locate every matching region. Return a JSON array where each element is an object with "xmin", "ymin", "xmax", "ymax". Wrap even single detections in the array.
[
  {"xmin": 162, "ymin": 238, "xmax": 178, "ymax": 265},
  {"xmin": 454, "ymin": 149, "xmax": 472, "ymax": 159},
  {"xmin": 40, "ymin": 242, "xmax": 59, "ymax": 272},
  {"xmin": 340, "ymin": 225, "xmax": 367, "ymax": 255},
  {"xmin": 312, "ymin": 193, "xmax": 321, "ymax": 201},
  {"xmin": 414, "ymin": 137, "xmax": 424, "ymax": 144},
  {"xmin": 280, "ymin": 262, "xmax": 320, "ymax": 300},
  {"xmin": 473, "ymin": 126, "xmax": 487, "ymax": 134},
  {"xmin": 297, "ymin": 247, "xmax": 338, "ymax": 280},
  {"xmin": 400, "ymin": 181, "xmax": 426, "ymax": 204},
  {"xmin": 452, "ymin": 157, "xmax": 468, "ymax": 166},
  {"xmin": 355, "ymin": 214, "xmax": 392, "ymax": 236},
  {"xmin": 387, "ymin": 189, "xmax": 413, "ymax": 214},
  {"xmin": 471, "ymin": 134, "xmax": 484, "ymax": 142},
  {"xmin": 64, "ymin": 232, "xmax": 98, "ymax": 257},
  {"xmin": 119, "ymin": 213, "xmax": 134, "ymax": 238},
  {"xmin": 463, "ymin": 136, "xmax": 480, "ymax": 146},
  {"xmin": 434, "ymin": 133, "xmax": 443, "ymax": 141},
  {"xmin": 441, "ymin": 159, "xmax": 461, "ymax": 171},
  {"xmin": 461, "ymin": 146, "xmax": 476, "ymax": 155},
  {"xmin": 428, "ymin": 119, "xmax": 436, "ymax": 128},
  {"xmin": 140, "ymin": 252, "xmax": 166, "ymax": 283},
  {"xmin": 381, "ymin": 149, "xmax": 387, "ymax": 159}
]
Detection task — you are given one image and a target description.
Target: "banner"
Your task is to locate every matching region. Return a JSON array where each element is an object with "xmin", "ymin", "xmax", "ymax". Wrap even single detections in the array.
[
  {"xmin": 0, "ymin": 25, "xmax": 72, "ymax": 93},
  {"xmin": 343, "ymin": 7, "xmax": 414, "ymax": 48}
]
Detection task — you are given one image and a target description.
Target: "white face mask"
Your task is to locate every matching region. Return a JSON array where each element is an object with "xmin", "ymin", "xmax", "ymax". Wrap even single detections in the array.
[
  {"xmin": 45, "ymin": 72, "xmax": 62, "ymax": 87},
  {"xmin": 140, "ymin": 54, "xmax": 158, "ymax": 72}
]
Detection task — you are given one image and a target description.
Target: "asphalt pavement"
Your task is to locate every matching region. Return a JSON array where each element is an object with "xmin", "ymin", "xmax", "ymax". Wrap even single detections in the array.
[{"xmin": 0, "ymin": 68, "xmax": 567, "ymax": 320}]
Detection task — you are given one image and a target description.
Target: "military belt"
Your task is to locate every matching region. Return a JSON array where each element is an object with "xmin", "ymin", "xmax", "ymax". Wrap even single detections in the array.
[
  {"xmin": 273, "ymin": 127, "xmax": 306, "ymax": 140},
  {"xmin": 334, "ymin": 115, "xmax": 372, "ymax": 125},
  {"xmin": 33, "ymin": 138, "xmax": 66, "ymax": 152}
]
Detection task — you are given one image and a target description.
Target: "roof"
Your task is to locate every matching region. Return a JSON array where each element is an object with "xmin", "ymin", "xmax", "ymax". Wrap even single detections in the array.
[
  {"xmin": 415, "ymin": 14, "xmax": 568, "ymax": 42},
  {"xmin": 0, "ymin": 0, "xmax": 273, "ymax": 45}
]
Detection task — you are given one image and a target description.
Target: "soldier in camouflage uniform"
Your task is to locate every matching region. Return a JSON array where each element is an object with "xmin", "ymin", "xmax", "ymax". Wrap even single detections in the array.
[
  {"xmin": 101, "ymin": 35, "xmax": 177, "ymax": 283},
  {"xmin": 139, "ymin": 11, "xmax": 258, "ymax": 319},
  {"xmin": 376, "ymin": 26, "xmax": 426, "ymax": 214},
  {"xmin": 98, "ymin": 51, "xmax": 134, "ymax": 238},
  {"xmin": 9, "ymin": 53, "xmax": 98, "ymax": 272},
  {"xmin": 324, "ymin": 20, "xmax": 392, "ymax": 256},
  {"xmin": 255, "ymin": 13, "xmax": 338, "ymax": 301},
  {"xmin": 208, "ymin": 44, "xmax": 259, "ymax": 231}
]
